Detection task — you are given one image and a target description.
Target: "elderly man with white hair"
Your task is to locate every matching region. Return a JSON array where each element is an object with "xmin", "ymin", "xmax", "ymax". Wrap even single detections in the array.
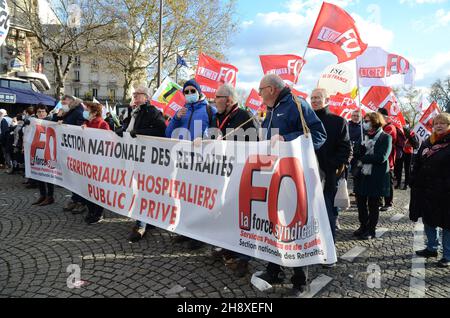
[
  {"xmin": 115, "ymin": 84, "xmax": 167, "ymax": 243},
  {"xmin": 259, "ymin": 74, "xmax": 326, "ymax": 149},
  {"xmin": 209, "ymin": 83, "xmax": 257, "ymax": 141},
  {"xmin": 256, "ymin": 74, "xmax": 327, "ymax": 297}
]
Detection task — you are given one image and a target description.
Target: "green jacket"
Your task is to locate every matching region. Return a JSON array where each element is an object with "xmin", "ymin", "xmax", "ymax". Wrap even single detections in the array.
[{"xmin": 353, "ymin": 129, "xmax": 392, "ymax": 197}]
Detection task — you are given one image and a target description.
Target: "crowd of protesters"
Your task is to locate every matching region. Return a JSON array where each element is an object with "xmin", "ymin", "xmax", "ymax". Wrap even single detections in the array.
[{"xmin": 2, "ymin": 73, "xmax": 449, "ymax": 296}]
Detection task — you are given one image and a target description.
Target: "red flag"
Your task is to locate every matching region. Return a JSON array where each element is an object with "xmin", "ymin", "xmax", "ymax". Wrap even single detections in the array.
[
  {"xmin": 361, "ymin": 86, "xmax": 406, "ymax": 130},
  {"xmin": 195, "ymin": 53, "xmax": 239, "ymax": 99},
  {"xmin": 328, "ymin": 93, "xmax": 362, "ymax": 120},
  {"xmin": 418, "ymin": 101, "xmax": 440, "ymax": 132},
  {"xmin": 259, "ymin": 55, "xmax": 306, "ymax": 84},
  {"xmin": 291, "ymin": 88, "xmax": 309, "ymax": 100},
  {"xmin": 245, "ymin": 89, "xmax": 266, "ymax": 114},
  {"xmin": 164, "ymin": 90, "xmax": 185, "ymax": 118},
  {"xmin": 307, "ymin": 2, "xmax": 367, "ymax": 63}
]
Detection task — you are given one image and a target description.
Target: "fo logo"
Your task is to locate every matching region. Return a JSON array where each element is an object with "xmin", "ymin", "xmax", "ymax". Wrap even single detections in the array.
[
  {"xmin": 238, "ymin": 155, "xmax": 308, "ymax": 243},
  {"xmin": 30, "ymin": 124, "xmax": 57, "ymax": 168}
]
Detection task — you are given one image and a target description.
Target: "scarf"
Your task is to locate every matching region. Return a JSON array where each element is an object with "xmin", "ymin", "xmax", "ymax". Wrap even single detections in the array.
[
  {"xmin": 361, "ymin": 128, "xmax": 383, "ymax": 176},
  {"xmin": 126, "ymin": 105, "xmax": 141, "ymax": 132},
  {"xmin": 430, "ymin": 129, "xmax": 450, "ymax": 145}
]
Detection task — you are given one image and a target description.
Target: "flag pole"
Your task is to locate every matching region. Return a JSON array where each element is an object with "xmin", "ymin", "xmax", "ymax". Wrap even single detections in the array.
[
  {"xmin": 355, "ymin": 58, "xmax": 364, "ymax": 144},
  {"xmin": 175, "ymin": 50, "xmax": 179, "ymax": 84},
  {"xmin": 157, "ymin": 0, "xmax": 164, "ymax": 87}
]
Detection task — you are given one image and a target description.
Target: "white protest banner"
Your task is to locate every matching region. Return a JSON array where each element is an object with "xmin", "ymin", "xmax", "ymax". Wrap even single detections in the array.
[
  {"xmin": 0, "ymin": 0, "xmax": 10, "ymax": 47},
  {"xmin": 23, "ymin": 119, "xmax": 337, "ymax": 267},
  {"xmin": 356, "ymin": 46, "xmax": 416, "ymax": 87}
]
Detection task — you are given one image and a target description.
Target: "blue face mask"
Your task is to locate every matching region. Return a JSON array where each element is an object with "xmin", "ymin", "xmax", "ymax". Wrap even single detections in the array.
[
  {"xmin": 185, "ymin": 92, "xmax": 200, "ymax": 104},
  {"xmin": 83, "ymin": 111, "xmax": 90, "ymax": 120}
]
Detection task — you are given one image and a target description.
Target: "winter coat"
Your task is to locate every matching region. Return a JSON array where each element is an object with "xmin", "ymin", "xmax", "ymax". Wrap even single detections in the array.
[
  {"xmin": 261, "ymin": 87, "xmax": 326, "ymax": 150},
  {"xmin": 86, "ymin": 117, "xmax": 111, "ymax": 131},
  {"xmin": 165, "ymin": 96, "xmax": 217, "ymax": 141},
  {"xmin": 409, "ymin": 132, "xmax": 450, "ymax": 229},
  {"xmin": 348, "ymin": 121, "xmax": 362, "ymax": 146},
  {"xmin": 314, "ymin": 107, "xmax": 352, "ymax": 193},
  {"xmin": 125, "ymin": 103, "xmax": 166, "ymax": 137},
  {"xmin": 353, "ymin": 128, "xmax": 392, "ymax": 197},
  {"xmin": 209, "ymin": 104, "xmax": 257, "ymax": 141}
]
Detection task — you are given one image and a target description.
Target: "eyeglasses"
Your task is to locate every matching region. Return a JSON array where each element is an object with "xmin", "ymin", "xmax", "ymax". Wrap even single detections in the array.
[
  {"xmin": 184, "ymin": 89, "xmax": 197, "ymax": 95},
  {"xmin": 215, "ymin": 95, "xmax": 228, "ymax": 99},
  {"xmin": 364, "ymin": 120, "xmax": 370, "ymax": 123},
  {"xmin": 258, "ymin": 86, "xmax": 271, "ymax": 94}
]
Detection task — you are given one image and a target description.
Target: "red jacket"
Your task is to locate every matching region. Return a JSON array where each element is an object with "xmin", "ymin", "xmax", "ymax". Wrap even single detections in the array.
[
  {"xmin": 86, "ymin": 117, "xmax": 111, "ymax": 131},
  {"xmin": 383, "ymin": 123, "xmax": 397, "ymax": 170}
]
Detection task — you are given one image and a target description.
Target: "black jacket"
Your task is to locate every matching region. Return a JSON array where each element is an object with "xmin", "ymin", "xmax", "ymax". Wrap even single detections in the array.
[
  {"xmin": 314, "ymin": 107, "xmax": 352, "ymax": 193},
  {"xmin": 125, "ymin": 103, "xmax": 166, "ymax": 137},
  {"xmin": 209, "ymin": 104, "xmax": 257, "ymax": 141},
  {"xmin": 348, "ymin": 121, "xmax": 362, "ymax": 146},
  {"xmin": 53, "ymin": 104, "xmax": 85, "ymax": 126},
  {"xmin": 409, "ymin": 133, "xmax": 450, "ymax": 229}
]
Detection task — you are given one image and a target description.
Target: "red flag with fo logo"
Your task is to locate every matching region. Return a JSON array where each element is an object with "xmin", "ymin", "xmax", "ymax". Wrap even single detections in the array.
[
  {"xmin": 244, "ymin": 89, "xmax": 266, "ymax": 114},
  {"xmin": 307, "ymin": 2, "xmax": 368, "ymax": 63},
  {"xmin": 259, "ymin": 55, "xmax": 306, "ymax": 85},
  {"xmin": 195, "ymin": 53, "xmax": 239, "ymax": 99}
]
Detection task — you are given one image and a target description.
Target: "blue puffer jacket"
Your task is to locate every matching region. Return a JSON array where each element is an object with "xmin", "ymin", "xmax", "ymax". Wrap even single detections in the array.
[
  {"xmin": 165, "ymin": 97, "xmax": 217, "ymax": 141},
  {"xmin": 261, "ymin": 87, "xmax": 327, "ymax": 150}
]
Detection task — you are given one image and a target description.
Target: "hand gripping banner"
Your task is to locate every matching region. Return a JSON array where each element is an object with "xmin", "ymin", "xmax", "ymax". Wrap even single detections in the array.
[{"xmin": 24, "ymin": 120, "xmax": 337, "ymax": 267}]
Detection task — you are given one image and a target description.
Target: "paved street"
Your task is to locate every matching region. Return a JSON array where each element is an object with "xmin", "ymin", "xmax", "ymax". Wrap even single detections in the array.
[{"xmin": 0, "ymin": 172, "xmax": 449, "ymax": 298}]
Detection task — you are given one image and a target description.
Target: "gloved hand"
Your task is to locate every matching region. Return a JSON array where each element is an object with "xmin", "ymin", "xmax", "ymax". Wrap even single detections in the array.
[
  {"xmin": 129, "ymin": 130, "xmax": 137, "ymax": 138},
  {"xmin": 115, "ymin": 127, "xmax": 124, "ymax": 138}
]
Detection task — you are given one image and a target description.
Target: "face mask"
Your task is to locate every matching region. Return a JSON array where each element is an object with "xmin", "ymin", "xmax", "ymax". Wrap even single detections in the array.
[
  {"xmin": 61, "ymin": 105, "xmax": 70, "ymax": 112},
  {"xmin": 363, "ymin": 122, "xmax": 372, "ymax": 131},
  {"xmin": 185, "ymin": 92, "xmax": 200, "ymax": 104},
  {"xmin": 83, "ymin": 111, "xmax": 90, "ymax": 120},
  {"xmin": 404, "ymin": 125, "xmax": 410, "ymax": 130}
]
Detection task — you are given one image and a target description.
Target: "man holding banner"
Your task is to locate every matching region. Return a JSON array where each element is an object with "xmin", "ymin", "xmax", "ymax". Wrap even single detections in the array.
[
  {"xmin": 165, "ymin": 79, "xmax": 217, "ymax": 250},
  {"xmin": 116, "ymin": 86, "xmax": 167, "ymax": 243},
  {"xmin": 208, "ymin": 83, "xmax": 256, "ymax": 277},
  {"xmin": 256, "ymin": 74, "xmax": 327, "ymax": 296}
]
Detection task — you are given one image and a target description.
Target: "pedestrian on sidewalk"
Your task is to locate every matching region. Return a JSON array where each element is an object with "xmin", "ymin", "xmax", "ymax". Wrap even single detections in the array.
[
  {"xmin": 81, "ymin": 102, "xmax": 111, "ymax": 224},
  {"xmin": 410, "ymin": 113, "xmax": 450, "ymax": 268},
  {"xmin": 353, "ymin": 112, "xmax": 392, "ymax": 240}
]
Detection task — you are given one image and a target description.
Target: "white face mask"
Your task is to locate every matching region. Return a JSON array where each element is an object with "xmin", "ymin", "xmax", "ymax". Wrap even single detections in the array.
[
  {"xmin": 185, "ymin": 92, "xmax": 200, "ymax": 104},
  {"xmin": 363, "ymin": 122, "xmax": 372, "ymax": 131},
  {"xmin": 61, "ymin": 105, "xmax": 70, "ymax": 112}
]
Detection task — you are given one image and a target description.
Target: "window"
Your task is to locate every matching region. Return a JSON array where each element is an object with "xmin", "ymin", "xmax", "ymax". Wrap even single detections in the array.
[
  {"xmin": 9, "ymin": 80, "xmax": 32, "ymax": 90},
  {"xmin": 74, "ymin": 70, "xmax": 80, "ymax": 81},
  {"xmin": 109, "ymin": 89, "xmax": 116, "ymax": 100},
  {"xmin": 74, "ymin": 56, "xmax": 81, "ymax": 67},
  {"xmin": 0, "ymin": 79, "xmax": 9, "ymax": 88},
  {"xmin": 92, "ymin": 88, "xmax": 98, "ymax": 98},
  {"xmin": 74, "ymin": 88, "xmax": 80, "ymax": 97}
]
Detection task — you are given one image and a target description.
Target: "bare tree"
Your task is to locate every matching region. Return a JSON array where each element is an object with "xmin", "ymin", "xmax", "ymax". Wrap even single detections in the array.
[
  {"xmin": 98, "ymin": 0, "xmax": 237, "ymax": 103},
  {"xmin": 12, "ymin": 0, "xmax": 118, "ymax": 97},
  {"xmin": 396, "ymin": 86, "xmax": 422, "ymax": 126},
  {"xmin": 430, "ymin": 76, "xmax": 450, "ymax": 112}
]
